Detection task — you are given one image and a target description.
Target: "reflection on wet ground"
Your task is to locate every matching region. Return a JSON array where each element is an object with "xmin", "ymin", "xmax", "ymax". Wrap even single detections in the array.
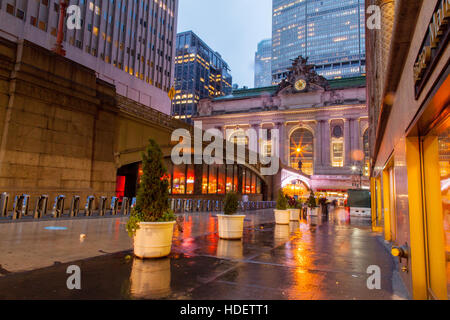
[{"xmin": 0, "ymin": 208, "xmax": 396, "ymax": 300}]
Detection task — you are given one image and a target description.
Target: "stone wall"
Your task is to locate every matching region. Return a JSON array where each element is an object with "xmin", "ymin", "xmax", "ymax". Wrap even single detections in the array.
[{"xmin": 0, "ymin": 39, "xmax": 118, "ymax": 209}]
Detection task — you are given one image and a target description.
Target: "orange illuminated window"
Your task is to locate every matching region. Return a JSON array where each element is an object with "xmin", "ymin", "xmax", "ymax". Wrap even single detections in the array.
[
  {"xmin": 186, "ymin": 165, "xmax": 194, "ymax": 195},
  {"xmin": 172, "ymin": 164, "xmax": 185, "ymax": 194},
  {"xmin": 202, "ymin": 165, "xmax": 208, "ymax": 194},
  {"xmin": 218, "ymin": 165, "xmax": 225, "ymax": 194},
  {"xmin": 208, "ymin": 165, "xmax": 217, "ymax": 194}
]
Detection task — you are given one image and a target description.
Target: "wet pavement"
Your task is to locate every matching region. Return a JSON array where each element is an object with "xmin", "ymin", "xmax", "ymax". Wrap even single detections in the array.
[{"xmin": 0, "ymin": 208, "xmax": 399, "ymax": 300}]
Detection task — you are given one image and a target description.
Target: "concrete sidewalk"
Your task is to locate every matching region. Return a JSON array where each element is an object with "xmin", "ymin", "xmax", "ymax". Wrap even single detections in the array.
[{"xmin": 0, "ymin": 208, "xmax": 402, "ymax": 300}]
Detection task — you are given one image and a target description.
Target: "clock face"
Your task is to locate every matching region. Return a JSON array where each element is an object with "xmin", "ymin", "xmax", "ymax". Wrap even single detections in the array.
[{"xmin": 294, "ymin": 79, "xmax": 307, "ymax": 91}]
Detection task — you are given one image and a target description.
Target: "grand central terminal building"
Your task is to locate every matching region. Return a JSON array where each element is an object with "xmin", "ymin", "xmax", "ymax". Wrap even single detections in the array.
[{"xmin": 194, "ymin": 57, "xmax": 370, "ymax": 201}]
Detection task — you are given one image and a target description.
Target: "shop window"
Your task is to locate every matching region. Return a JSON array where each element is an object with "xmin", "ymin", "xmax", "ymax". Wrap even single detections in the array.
[
  {"xmin": 208, "ymin": 165, "xmax": 217, "ymax": 194},
  {"xmin": 202, "ymin": 165, "xmax": 208, "ymax": 194},
  {"xmin": 172, "ymin": 164, "xmax": 185, "ymax": 194},
  {"xmin": 251, "ymin": 173, "xmax": 256, "ymax": 194},
  {"xmin": 245, "ymin": 169, "xmax": 251, "ymax": 194},
  {"xmin": 438, "ymin": 126, "xmax": 450, "ymax": 297},
  {"xmin": 166, "ymin": 161, "xmax": 173, "ymax": 194},
  {"xmin": 218, "ymin": 165, "xmax": 225, "ymax": 194},
  {"xmin": 226, "ymin": 165, "xmax": 233, "ymax": 193},
  {"xmin": 186, "ymin": 165, "xmax": 194, "ymax": 195}
]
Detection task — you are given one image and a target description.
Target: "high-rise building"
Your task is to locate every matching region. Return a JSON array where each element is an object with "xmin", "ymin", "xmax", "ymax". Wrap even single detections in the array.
[
  {"xmin": 172, "ymin": 31, "xmax": 232, "ymax": 122},
  {"xmin": 0, "ymin": 0, "xmax": 178, "ymax": 114},
  {"xmin": 272, "ymin": 0, "xmax": 365, "ymax": 83},
  {"xmin": 254, "ymin": 38, "xmax": 272, "ymax": 88}
]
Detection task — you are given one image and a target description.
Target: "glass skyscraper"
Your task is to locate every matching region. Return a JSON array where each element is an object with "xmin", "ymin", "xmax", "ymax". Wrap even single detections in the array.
[
  {"xmin": 172, "ymin": 31, "xmax": 232, "ymax": 122},
  {"xmin": 254, "ymin": 39, "xmax": 272, "ymax": 88},
  {"xmin": 272, "ymin": 0, "xmax": 365, "ymax": 83}
]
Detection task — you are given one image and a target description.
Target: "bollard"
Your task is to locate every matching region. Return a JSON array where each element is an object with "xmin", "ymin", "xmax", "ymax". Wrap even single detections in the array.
[
  {"xmin": 110, "ymin": 197, "xmax": 119, "ymax": 216},
  {"xmin": 120, "ymin": 197, "xmax": 130, "ymax": 215},
  {"xmin": 85, "ymin": 196, "xmax": 95, "ymax": 216},
  {"xmin": 0, "ymin": 192, "xmax": 9, "ymax": 217},
  {"xmin": 69, "ymin": 196, "xmax": 80, "ymax": 217},
  {"xmin": 12, "ymin": 194, "xmax": 30, "ymax": 220},
  {"xmin": 99, "ymin": 196, "xmax": 108, "ymax": 216},
  {"xmin": 34, "ymin": 195, "xmax": 48, "ymax": 219},
  {"xmin": 52, "ymin": 195, "xmax": 65, "ymax": 218}
]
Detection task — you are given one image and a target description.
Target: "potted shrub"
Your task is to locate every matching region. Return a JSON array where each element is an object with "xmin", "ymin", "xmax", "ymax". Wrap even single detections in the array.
[
  {"xmin": 274, "ymin": 190, "xmax": 290, "ymax": 225},
  {"xmin": 288, "ymin": 197, "xmax": 301, "ymax": 221},
  {"xmin": 126, "ymin": 139, "xmax": 176, "ymax": 259},
  {"xmin": 307, "ymin": 192, "xmax": 318, "ymax": 216},
  {"xmin": 217, "ymin": 192, "xmax": 245, "ymax": 240}
]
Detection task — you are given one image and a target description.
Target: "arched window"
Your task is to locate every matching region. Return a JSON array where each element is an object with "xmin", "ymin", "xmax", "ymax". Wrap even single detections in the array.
[
  {"xmin": 363, "ymin": 129, "xmax": 370, "ymax": 176},
  {"xmin": 290, "ymin": 128, "xmax": 314, "ymax": 175}
]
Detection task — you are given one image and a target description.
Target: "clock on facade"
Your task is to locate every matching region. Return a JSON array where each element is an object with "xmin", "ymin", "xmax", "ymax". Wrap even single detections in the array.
[{"xmin": 294, "ymin": 79, "xmax": 307, "ymax": 91}]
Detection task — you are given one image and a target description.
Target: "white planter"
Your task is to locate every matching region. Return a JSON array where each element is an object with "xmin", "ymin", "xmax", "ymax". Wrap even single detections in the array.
[
  {"xmin": 217, "ymin": 215, "xmax": 246, "ymax": 240},
  {"xmin": 274, "ymin": 209, "xmax": 290, "ymax": 225},
  {"xmin": 308, "ymin": 207, "xmax": 318, "ymax": 216},
  {"xmin": 288, "ymin": 208, "xmax": 301, "ymax": 221},
  {"xmin": 133, "ymin": 221, "xmax": 176, "ymax": 259},
  {"xmin": 130, "ymin": 258, "xmax": 171, "ymax": 299}
]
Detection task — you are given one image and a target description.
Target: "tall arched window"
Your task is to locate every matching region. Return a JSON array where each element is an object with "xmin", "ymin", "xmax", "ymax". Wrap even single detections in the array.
[
  {"xmin": 363, "ymin": 129, "xmax": 370, "ymax": 176},
  {"xmin": 290, "ymin": 128, "xmax": 314, "ymax": 175}
]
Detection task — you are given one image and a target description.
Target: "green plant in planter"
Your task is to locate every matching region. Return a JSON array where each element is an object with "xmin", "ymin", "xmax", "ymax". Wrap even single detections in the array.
[
  {"xmin": 307, "ymin": 192, "xmax": 317, "ymax": 209},
  {"xmin": 276, "ymin": 190, "xmax": 288, "ymax": 210},
  {"xmin": 223, "ymin": 192, "xmax": 239, "ymax": 215},
  {"xmin": 126, "ymin": 139, "xmax": 175, "ymax": 237}
]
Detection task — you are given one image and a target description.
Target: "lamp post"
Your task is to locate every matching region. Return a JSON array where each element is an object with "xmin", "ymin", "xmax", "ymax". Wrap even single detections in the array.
[
  {"xmin": 351, "ymin": 163, "xmax": 363, "ymax": 189},
  {"xmin": 52, "ymin": 0, "xmax": 68, "ymax": 56}
]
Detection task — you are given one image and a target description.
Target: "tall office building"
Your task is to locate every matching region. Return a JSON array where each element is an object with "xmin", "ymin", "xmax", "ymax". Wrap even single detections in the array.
[
  {"xmin": 254, "ymin": 38, "xmax": 272, "ymax": 88},
  {"xmin": 0, "ymin": 0, "xmax": 178, "ymax": 115},
  {"xmin": 172, "ymin": 31, "xmax": 232, "ymax": 122},
  {"xmin": 272, "ymin": 0, "xmax": 365, "ymax": 83}
]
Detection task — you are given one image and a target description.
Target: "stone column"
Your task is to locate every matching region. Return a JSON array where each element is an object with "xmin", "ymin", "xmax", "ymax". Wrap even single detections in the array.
[
  {"xmin": 344, "ymin": 119, "xmax": 351, "ymax": 167},
  {"xmin": 276, "ymin": 122, "xmax": 286, "ymax": 165},
  {"xmin": 251, "ymin": 123, "xmax": 261, "ymax": 155},
  {"xmin": 322, "ymin": 120, "xmax": 331, "ymax": 168},
  {"xmin": 315, "ymin": 121, "xmax": 323, "ymax": 169}
]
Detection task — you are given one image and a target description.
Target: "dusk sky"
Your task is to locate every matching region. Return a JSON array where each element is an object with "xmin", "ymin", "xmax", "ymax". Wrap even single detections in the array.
[{"xmin": 177, "ymin": 0, "xmax": 273, "ymax": 89}]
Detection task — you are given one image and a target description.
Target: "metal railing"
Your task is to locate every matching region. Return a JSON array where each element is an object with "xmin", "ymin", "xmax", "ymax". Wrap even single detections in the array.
[
  {"xmin": 0, "ymin": 192, "xmax": 276, "ymax": 221},
  {"xmin": 169, "ymin": 198, "xmax": 276, "ymax": 213},
  {"xmin": 0, "ymin": 192, "xmax": 135, "ymax": 221}
]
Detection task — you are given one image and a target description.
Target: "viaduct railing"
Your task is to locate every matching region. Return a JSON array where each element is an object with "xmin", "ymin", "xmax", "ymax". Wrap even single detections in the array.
[{"xmin": 0, "ymin": 192, "xmax": 275, "ymax": 221}]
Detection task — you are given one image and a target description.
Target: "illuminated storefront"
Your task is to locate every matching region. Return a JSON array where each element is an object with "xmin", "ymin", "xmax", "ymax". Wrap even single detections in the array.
[
  {"xmin": 116, "ymin": 159, "xmax": 265, "ymax": 200},
  {"xmin": 366, "ymin": 0, "xmax": 449, "ymax": 300}
]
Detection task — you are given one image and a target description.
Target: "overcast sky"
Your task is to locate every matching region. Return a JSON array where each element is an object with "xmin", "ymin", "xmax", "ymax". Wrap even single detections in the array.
[{"xmin": 177, "ymin": 0, "xmax": 273, "ymax": 88}]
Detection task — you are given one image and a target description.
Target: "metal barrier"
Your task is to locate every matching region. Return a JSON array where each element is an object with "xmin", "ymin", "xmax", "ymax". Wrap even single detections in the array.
[
  {"xmin": 111, "ymin": 197, "xmax": 119, "ymax": 215},
  {"xmin": 0, "ymin": 192, "xmax": 277, "ymax": 220},
  {"xmin": 52, "ymin": 195, "xmax": 65, "ymax": 218},
  {"xmin": 34, "ymin": 195, "xmax": 48, "ymax": 219},
  {"xmin": 120, "ymin": 197, "xmax": 130, "ymax": 216},
  {"xmin": 85, "ymin": 196, "xmax": 95, "ymax": 216},
  {"xmin": 12, "ymin": 194, "xmax": 30, "ymax": 220},
  {"xmin": 98, "ymin": 196, "xmax": 107, "ymax": 216},
  {"xmin": 0, "ymin": 192, "xmax": 9, "ymax": 217},
  {"xmin": 69, "ymin": 196, "xmax": 80, "ymax": 217}
]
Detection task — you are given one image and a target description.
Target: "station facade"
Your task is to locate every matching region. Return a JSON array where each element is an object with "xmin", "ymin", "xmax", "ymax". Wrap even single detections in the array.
[{"xmin": 195, "ymin": 57, "xmax": 369, "ymax": 202}]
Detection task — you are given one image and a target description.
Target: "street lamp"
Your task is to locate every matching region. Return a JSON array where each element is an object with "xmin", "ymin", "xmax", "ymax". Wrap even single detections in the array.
[{"xmin": 351, "ymin": 163, "xmax": 363, "ymax": 189}]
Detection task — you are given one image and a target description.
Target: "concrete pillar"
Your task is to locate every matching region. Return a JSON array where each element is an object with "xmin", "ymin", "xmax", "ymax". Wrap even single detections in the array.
[
  {"xmin": 251, "ymin": 123, "xmax": 260, "ymax": 155},
  {"xmin": 344, "ymin": 119, "xmax": 351, "ymax": 166},
  {"xmin": 323, "ymin": 120, "xmax": 331, "ymax": 168},
  {"xmin": 315, "ymin": 121, "xmax": 322, "ymax": 169}
]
